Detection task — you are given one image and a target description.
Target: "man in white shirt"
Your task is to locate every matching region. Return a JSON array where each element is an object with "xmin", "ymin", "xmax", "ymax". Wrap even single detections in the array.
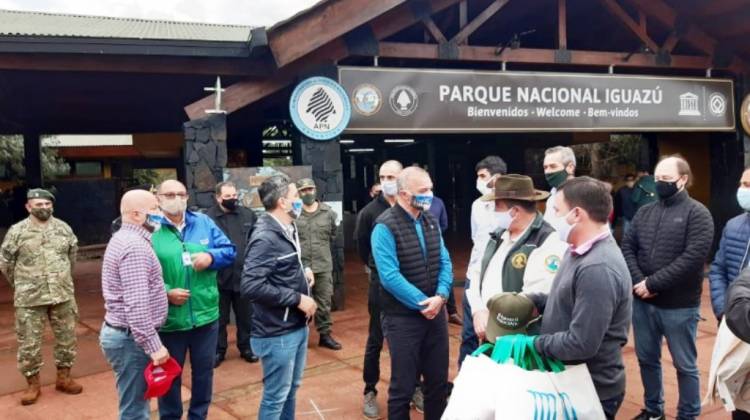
[
  {"xmin": 543, "ymin": 146, "xmax": 576, "ymax": 226},
  {"xmin": 466, "ymin": 174, "xmax": 567, "ymax": 341},
  {"xmin": 459, "ymin": 155, "xmax": 507, "ymax": 366}
]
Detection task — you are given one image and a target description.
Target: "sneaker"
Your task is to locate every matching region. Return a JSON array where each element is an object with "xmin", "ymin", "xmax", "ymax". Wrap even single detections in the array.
[
  {"xmin": 410, "ymin": 387, "xmax": 424, "ymax": 414},
  {"xmin": 631, "ymin": 409, "xmax": 664, "ymax": 420},
  {"xmin": 363, "ymin": 391, "xmax": 380, "ymax": 419}
]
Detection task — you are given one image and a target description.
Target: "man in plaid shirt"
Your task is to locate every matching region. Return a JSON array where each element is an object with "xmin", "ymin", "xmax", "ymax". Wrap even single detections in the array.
[{"xmin": 100, "ymin": 189, "xmax": 169, "ymax": 420}]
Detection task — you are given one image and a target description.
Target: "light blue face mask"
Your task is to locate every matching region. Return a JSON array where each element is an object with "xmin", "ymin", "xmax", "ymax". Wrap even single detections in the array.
[
  {"xmin": 289, "ymin": 198, "xmax": 304, "ymax": 219},
  {"xmin": 410, "ymin": 193, "xmax": 434, "ymax": 211},
  {"xmin": 738, "ymin": 187, "xmax": 750, "ymax": 212}
]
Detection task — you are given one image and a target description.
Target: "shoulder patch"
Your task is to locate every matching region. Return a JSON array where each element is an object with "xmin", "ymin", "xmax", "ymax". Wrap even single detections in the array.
[{"xmin": 544, "ymin": 255, "xmax": 561, "ymax": 273}]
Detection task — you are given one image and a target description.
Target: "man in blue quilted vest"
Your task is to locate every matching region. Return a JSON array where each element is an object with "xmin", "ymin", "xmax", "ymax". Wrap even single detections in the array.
[
  {"xmin": 371, "ymin": 166, "xmax": 453, "ymax": 420},
  {"xmin": 710, "ymin": 167, "xmax": 750, "ymax": 322}
]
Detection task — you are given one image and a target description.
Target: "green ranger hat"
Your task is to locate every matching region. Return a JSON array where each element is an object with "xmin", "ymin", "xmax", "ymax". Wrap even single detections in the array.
[
  {"xmin": 485, "ymin": 292, "xmax": 540, "ymax": 343},
  {"xmin": 27, "ymin": 188, "xmax": 55, "ymax": 202},
  {"xmin": 296, "ymin": 178, "xmax": 316, "ymax": 191}
]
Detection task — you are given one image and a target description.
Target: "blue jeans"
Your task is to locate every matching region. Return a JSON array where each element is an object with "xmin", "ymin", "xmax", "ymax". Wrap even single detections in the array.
[
  {"xmin": 251, "ymin": 326, "xmax": 309, "ymax": 420},
  {"xmin": 600, "ymin": 393, "xmax": 624, "ymax": 420},
  {"xmin": 632, "ymin": 299, "xmax": 701, "ymax": 419},
  {"xmin": 458, "ymin": 282, "xmax": 479, "ymax": 368},
  {"xmin": 158, "ymin": 321, "xmax": 219, "ymax": 420},
  {"xmin": 99, "ymin": 323, "xmax": 151, "ymax": 420}
]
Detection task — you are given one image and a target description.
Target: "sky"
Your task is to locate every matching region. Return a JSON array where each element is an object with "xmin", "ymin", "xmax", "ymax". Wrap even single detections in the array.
[{"xmin": 0, "ymin": 0, "xmax": 321, "ymax": 26}]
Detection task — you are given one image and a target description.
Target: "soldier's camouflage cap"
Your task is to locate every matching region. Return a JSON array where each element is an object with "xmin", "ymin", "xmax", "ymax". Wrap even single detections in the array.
[
  {"xmin": 296, "ymin": 178, "xmax": 316, "ymax": 190},
  {"xmin": 27, "ymin": 188, "xmax": 55, "ymax": 202}
]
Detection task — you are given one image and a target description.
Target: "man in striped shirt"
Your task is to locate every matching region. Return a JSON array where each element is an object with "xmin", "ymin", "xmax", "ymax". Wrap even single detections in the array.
[{"xmin": 100, "ymin": 189, "xmax": 169, "ymax": 420}]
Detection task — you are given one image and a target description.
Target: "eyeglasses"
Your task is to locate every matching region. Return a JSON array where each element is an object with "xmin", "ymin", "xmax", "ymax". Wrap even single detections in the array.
[{"xmin": 159, "ymin": 192, "xmax": 188, "ymax": 199}]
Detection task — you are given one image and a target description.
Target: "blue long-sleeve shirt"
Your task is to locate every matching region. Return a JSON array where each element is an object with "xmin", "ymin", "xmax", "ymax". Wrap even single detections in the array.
[{"xmin": 371, "ymin": 214, "xmax": 453, "ymax": 311}]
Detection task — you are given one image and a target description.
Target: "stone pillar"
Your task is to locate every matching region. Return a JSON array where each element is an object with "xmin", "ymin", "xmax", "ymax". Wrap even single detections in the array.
[
  {"xmin": 299, "ymin": 135, "xmax": 345, "ymax": 309},
  {"xmin": 183, "ymin": 114, "xmax": 227, "ymax": 210},
  {"xmin": 299, "ymin": 136, "xmax": 343, "ymax": 201}
]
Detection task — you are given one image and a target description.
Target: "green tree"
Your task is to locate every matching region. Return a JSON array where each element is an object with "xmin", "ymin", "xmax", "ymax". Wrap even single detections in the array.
[{"xmin": 0, "ymin": 135, "xmax": 69, "ymax": 181}]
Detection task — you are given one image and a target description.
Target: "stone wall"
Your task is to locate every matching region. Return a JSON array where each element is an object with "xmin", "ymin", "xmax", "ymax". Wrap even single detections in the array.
[
  {"xmin": 299, "ymin": 136, "xmax": 343, "ymax": 201},
  {"xmin": 184, "ymin": 114, "xmax": 227, "ymax": 209}
]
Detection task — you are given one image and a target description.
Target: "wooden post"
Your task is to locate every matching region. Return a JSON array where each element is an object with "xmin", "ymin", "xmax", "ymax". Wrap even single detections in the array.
[
  {"xmin": 558, "ymin": 0, "xmax": 567, "ymax": 50},
  {"xmin": 23, "ymin": 131, "xmax": 43, "ymax": 188},
  {"xmin": 459, "ymin": 1, "xmax": 468, "ymax": 28}
]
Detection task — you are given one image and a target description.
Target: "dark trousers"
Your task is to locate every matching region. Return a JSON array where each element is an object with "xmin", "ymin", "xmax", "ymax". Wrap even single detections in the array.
[
  {"xmin": 446, "ymin": 286, "xmax": 457, "ymax": 315},
  {"xmin": 159, "ymin": 321, "xmax": 219, "ymax": 420},
  {"xmin": 363, "ymin": 270, "xmax": 384, "ymax": 395},
  {"xmin": 600, "ymin": 393, "xmax": 624, "ymax": 420},
  {"xmin": 383, "ymin": 310, "xmax": 449, "ymax": 420},
  {"xmin": 734, "ymin": 411, "xmax": 750, "ymax": 419},
  {"xmin": 458, "ymin": 282, "xmax": 479, "ymax": 368},
  {"xmin": 217, "ymin": 289, "xmax": 252, "ymax": 356}
]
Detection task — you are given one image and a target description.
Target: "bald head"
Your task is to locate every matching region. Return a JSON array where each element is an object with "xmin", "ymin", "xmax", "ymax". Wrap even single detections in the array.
[
  {"xmin": 158, "ymin": 179, "xmax": 187, "ymax": 194},
  {"xmin": 120, "ymin": 190, "xmax": 159, "ymax": 226},
  {"xmin": 655, "ymin": 155, "xmax": 692, "ymax": 189}
]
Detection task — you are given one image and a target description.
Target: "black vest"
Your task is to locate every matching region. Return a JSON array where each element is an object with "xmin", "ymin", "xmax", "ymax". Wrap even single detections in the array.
[{"xmin": 376, "ymin": 204, "xmax": 442, "ymax": 316}]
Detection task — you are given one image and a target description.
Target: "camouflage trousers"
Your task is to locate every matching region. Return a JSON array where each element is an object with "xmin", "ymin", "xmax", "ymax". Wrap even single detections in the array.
[{"xmin": 15, "ymin": 300, "xmax": 78, "ymax": 377}]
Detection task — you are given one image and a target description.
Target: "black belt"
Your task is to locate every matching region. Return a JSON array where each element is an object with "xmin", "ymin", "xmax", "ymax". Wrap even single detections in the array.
[{"xmin": 104, "ymin": 321, "xmax": 130, "ymax": 334}]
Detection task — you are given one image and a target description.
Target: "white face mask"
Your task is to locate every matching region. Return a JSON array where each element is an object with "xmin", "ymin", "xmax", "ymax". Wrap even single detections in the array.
[
  {"xmin": 495, "ymin": 209, "xmax": 513, "ymax": 230},
  {"xmin": 381, "ymin": 180, "xmax": 398, "ymax": 197},
  {"xmin": 160, "ymin": 198, "xmax": 187, "ymax": 216},
  {"xmin": 476, "ymin": 178, "xmax": 492, "ymax": 196},
  {"xmin": 553, "ymin": 208, "xmax": 577, "ymax": 243}
]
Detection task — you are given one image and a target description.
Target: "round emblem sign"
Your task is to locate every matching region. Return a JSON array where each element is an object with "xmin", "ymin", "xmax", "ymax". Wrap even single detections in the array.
[
  {"xmin": 389, "ymin": 85, "xmax": 419, "ymax": 117},
  {"xmin": 742, "ymin": 94, "xmax": 750, "ymax": 136},
  {"xmin": 352, "ymin": 84, "xmax": 383, "ymax": 116},
  {"xmin": 289, "ymin": 77, "xmax": 351, "ymax": 141}
]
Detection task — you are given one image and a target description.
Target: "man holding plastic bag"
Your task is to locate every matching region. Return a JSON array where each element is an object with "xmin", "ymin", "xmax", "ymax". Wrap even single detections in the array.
[{"xmin": 521, "ymin": 176, "xmax": 633, "ymax": 419}]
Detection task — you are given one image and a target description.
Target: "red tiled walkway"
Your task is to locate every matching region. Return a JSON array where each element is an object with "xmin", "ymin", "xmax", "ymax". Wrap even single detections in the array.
[{"xmin": 0, "ymin": 250, "xmax": 730, "ymax": 419}]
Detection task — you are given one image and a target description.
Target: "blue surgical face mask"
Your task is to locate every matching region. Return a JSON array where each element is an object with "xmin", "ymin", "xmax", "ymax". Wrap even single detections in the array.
[
  {"xmin": 738, "ymin": 187, "xmax": 750, "ymax": 212},
  {"xmin": 287, "ymin": 198, "xmax": 303, "ymax": 219},
  {"xmin": 381, "ymin": 180, "xmax": 398, "ymax": 197},
  {"xmin": 410, "ymin": 192, "xmax": 433, "ymax": 211}
]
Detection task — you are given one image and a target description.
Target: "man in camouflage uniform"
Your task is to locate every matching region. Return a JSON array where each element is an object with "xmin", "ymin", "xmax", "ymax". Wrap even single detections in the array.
[
  {"xmin": 296, "ymin": 178, "xmax": 342, "ymax": 350},
  {"xmin": 0, "ymin": 188, "xmax": 82, "ymax": 405}
]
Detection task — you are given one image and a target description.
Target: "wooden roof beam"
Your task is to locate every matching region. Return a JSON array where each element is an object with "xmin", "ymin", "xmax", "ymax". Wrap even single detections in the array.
[
  {"xmin": 422, "ymin": 17, "xmax": 447, "ymax": 44},
  {"xmin": 378, "ymin": 41, "xmax": 713, "ymax": 69},
  {"xmin": 266, "ymin": 0, "xmax": 406, "ymax": 68},
  {"xmin": 626, "ymin": 0, "xmax": 748, "ymax": 73},
  {"xmin": 450, "ymin": 0, "xmax": 510, "ymax": 45},
  {"xmin": 185, "ymin": 0, "xmax": 466, "ymax": 119},
  {"xmin": 599, "ymin": 0, "xmax": 658, "ymax": 53}
]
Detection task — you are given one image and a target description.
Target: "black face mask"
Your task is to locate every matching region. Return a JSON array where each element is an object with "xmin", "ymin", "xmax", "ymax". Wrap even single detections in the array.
[
  {"xmin": 656, "ymin": 180, "xmax": 679, "ymax": 199},
  {"xmin": 221, "ymin": 198, "xmax": 238, "ymax": 211}
]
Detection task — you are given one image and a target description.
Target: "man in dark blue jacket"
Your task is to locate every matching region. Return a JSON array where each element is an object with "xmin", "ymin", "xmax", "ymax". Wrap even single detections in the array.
[
  {"xmin": 710, "ymin": 167, "xmax": 750, "ymax": 321},
  {"xmin": 241, "ymin": 175, "xmax": 317, "ymax": 420}
]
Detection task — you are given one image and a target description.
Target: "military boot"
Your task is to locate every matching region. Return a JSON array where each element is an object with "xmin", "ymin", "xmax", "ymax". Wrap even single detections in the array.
[
  {"xmin": 55, "ymin": 367, "xmax": 83, "ymax": 394},
  {"xmin": 21, "ymin": 374, "xmax": 41, "ymax": 405}
]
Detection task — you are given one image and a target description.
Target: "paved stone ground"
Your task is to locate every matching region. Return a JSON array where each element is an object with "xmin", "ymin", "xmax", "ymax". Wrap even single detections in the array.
[{"xmin": 0, "ymin": 246, "xmax": 732, "ymax": 419}]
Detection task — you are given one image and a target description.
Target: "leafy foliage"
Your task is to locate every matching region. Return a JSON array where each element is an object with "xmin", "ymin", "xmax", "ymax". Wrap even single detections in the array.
[{"xmin": 0, "ymin": 135, "xmax": 69, "ymax": 181}]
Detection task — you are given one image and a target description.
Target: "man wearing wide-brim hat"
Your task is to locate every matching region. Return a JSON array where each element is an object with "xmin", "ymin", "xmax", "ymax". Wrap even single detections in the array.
[{"xmin": 466, "ymin": 174, "xmax": 567, "ymax": 343}]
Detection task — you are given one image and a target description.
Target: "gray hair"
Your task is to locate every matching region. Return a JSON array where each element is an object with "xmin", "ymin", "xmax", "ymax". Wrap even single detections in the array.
[
  {"xmin": 545, "ymin": 146, "xmax": 577, "ymax": 168},
  {"xmin": 215, "ymin": 181, "xmax": 236, "ymax": 195},
  {"xmin": 396, "ymin": 166, "xmax": 429, "ymax": 192},
  {"xmin": 258, "ymin": 175, "xmax": 291, "ymax": 211}
]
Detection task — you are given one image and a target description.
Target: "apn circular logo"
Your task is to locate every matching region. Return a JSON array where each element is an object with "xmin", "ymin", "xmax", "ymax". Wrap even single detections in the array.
[
  {"xmin": 389, "ymin": 85, "xmax": 418, "ymax": 117},
  {"xmin": 352, "ymin": 84, "xmax": 382, "ymax": 116},
  {"xmin": 709, "ymin": 92, "xmax": 727, "ymax": 117},
  {"xmin": 290, "ymin": 77, "xmax": 351, "ymax": 141}
]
